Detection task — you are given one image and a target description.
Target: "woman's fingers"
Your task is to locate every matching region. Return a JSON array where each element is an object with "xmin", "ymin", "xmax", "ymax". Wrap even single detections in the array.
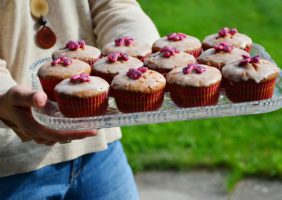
[
  {"xmin": 38, "ymin": 125, "xmax": 98, "ymax": 141},
  {"xmin": 32, "ymin": 91, "xmax": 48, "ymax": 108},
  {"xmin": 14, "ymin": 127, "xmax": 55, "ymax": 146},
  {"xmin": 33, "ymin": 138, "xmax": 57, "ymax": 146},
  {"xmin": 2, "ymin": 86, "xmax": 97, "ymax": 143},
  {"xmin": 8, "ymin": 86, "xmax": 47, "ymax": 108},
  {"xmin": 45, "ymin": 141, "xmax": 57, "ymax": 146},
  {"xmin": 16, "ymin": 110, "xmax": 97, "ymax": 141},
  {"xmin": 13, "ymin": 128, "xmax": 33, "ymax": 141}
]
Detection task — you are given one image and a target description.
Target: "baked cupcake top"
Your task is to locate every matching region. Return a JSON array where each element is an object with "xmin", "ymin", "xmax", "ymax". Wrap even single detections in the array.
[
  {"xmin": 93, "ymin": 52, "xmax": 143, "ymax": 75},
  {"xmin": 102, "ymin": 36, "xmax": 151, "ymax": 57},
  {"xmin": 52, "ymin": 40, "xmax": 101, "ymax": 60},
  {"xmin": 203, "ymin": 27, "xmax": 252, "ymax": 49},
  {"xmin": 111, "ymin": 67, "xmax": 166, "ymax": 93},
  {"xmin": 55, "ymin": 74, "xmax": 109, "ymax": 98},
  {"xmin": 144, "ymin": 46, "xmax": 196, "ymax": 70},
  {"xmin": 37, "ymin": 57, "xmax": 91, "ymax": 79},
  {"xmin": 153, "ymin": 33, "xmax": 202, "ymax": 52},
  {"xmin": 166, "ymin": 64, "xmax": 222, "ymax": 87},
  {"xmin": 197, "ymin": 42, "xmax": 250, "ymax": 67},
  {"xmin": 222, "ymin": 55, "xmax": 280, "ymax": 83}
]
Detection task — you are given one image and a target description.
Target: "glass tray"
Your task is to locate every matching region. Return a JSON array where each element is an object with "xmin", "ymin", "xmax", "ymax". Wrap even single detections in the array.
[{"xmin": 30, "ymin": 44, "xmax": 282, "ymax": 130}]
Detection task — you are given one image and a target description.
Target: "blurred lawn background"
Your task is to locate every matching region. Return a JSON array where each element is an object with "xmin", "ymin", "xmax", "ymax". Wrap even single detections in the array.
[{"xmin": 121, "ymin": 0, "xmax": 282, "ymax": 189}]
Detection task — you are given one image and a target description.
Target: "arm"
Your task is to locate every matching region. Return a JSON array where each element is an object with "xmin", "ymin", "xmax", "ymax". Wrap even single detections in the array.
[
  {"xmin": 0, "ymin": 59, "xmax": 97, "ymax": 145},
  {"xmin": 89, "ymin": 0, "xmax": 160, "ymax": 48},
  {"xmin": 0, "ymin": 86, "xmax": 98, "ymax": 145}
]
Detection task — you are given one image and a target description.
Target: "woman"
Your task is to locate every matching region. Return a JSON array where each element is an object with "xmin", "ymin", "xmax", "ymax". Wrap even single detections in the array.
[{"xmin": 0, "ymin": 0, "xmax": 159, "ymax": 199}]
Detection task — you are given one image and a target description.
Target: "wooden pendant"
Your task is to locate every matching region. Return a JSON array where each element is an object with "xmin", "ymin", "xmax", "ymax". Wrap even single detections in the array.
[
  {"xmin": 31, "ymin": 0, "xmax": 56, "ymax": 49},
  {"xmin": 30, "ymin": 0, "xmax": 49, "ymax": 18},
  {"xmin": 36, "ymin": 26, "xmax": 56, "ymax": 49}
]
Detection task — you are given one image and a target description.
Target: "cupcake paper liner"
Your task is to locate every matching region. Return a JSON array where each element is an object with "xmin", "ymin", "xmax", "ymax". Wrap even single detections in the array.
[
  {"xmin": 39, "ymin": 78, "xmax": 62, "ymax": 101},
  {"xmin": 144, "ymin": 66, "xmax": 171, "ymax": 78},
  {"xmin": 101, "ymin": 54, "xmax": 148, "ymax": 62},
  {"xmin": 186, "ymin": 47, "xmax": 202, "ymax": 58},
  {"xmin": 203, "ymin": 43, "xmax": 252, "ymax": 53},
  {"xmin": 152, "ymin": 47, "xmax": 202, "ymax": 58},
  {"xmin": 223, "ymin": 78, "xmax": 277, "ymax": 103},
  {"xmin": 112, "ymin": 89, "xmax": 165, "ymax": 113},
  {"xmin": 197, "ymin": 60, "xmax": 224, "ymax": 71},
  {"xmin": 244, "ymin": 45, "xmax": 252, "ymax": 53},
  {"xmin": 55, "ymin": 92, "xmax": 109, "ymax": 117},
  {"xmin": 91, "ymin": 70, "xmax": 115, "ymax": 96},
  {"xmin": 91, "ymin": 70, "xmax": 115, "ymax": 84},
  {"xmin": 167, "ymin": 82, "xmax": 221, "ymax": 107},
  {"xmin": 75, "ymin": 57, "xmax": 99, "ymax": 67},
  {"xmin": 137, "ymin": 56, "xmax": 147, "ymax": 62}
]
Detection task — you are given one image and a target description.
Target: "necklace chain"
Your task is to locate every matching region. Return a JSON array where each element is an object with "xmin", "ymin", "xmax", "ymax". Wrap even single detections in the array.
[{"xmin": 30, "ymin": 0, "xmax": 57, "ymax": 49}]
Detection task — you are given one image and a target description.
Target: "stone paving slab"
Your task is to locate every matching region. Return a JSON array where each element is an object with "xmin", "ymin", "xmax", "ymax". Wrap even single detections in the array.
[{"xmin": 135, "ymin": 171, "xmax": 282, "ymax": 200}]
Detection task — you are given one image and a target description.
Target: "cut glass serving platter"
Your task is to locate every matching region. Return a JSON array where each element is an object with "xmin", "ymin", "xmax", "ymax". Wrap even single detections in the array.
[{"xmin": 30, "ymin": 44, "xmax": 282, "ymax": 130}]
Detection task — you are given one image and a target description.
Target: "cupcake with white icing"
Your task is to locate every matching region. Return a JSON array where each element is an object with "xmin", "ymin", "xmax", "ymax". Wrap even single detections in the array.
[
  {"xmin": 203, "ymin": 27, "xmax": 252, "ymax": 52},
  {"xmin": 92, "ymin": 52, "xmax": 143, "ymax": 84},
  {"xmin": 53, "ymin": 40, "xmax": 101, "ymax": 66},
  {"xmin": 222, "ymin": 55, "xmax": 280, "ymax": 102},
  {"xmin": 111, "ymin": 67, "xmax": 166, "ymax": 113},
  {"xmin": 197, "ymin": 42, "xmax": 250, "ymax": 70},
  {"xmin": 152, "ymin": 33, "xmax": 202, "ymax": 57},
  {"xmin": 37, "ymin": 57, "xmax": 91, "ymax": 101},
  {"xmin": 102, "ymin": 36, "xmax": 151, "ymax": 62},
  {"xmin": 166, "ymin": 63, "xmax": 222, "ymax": 107},
  {"xmin": 54, "ymin": 74, "xmax": 109, "ymax": 117},
  {"xmin": 144, "ymin": 46, "xmax": 196, "ymax": 76}
]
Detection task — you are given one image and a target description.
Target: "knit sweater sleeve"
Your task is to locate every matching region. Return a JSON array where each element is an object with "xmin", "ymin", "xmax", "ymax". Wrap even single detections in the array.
[
  {"xmin": 0, "ymin": 59, "xmax": 16, "ymax": 128},
  {"xmin": 88, "ymin": 0, "xmax": 160, "ymax": 48},
  {"xmin": 0, "ymin": 59, "xmax": 16, "ymax": 94}
]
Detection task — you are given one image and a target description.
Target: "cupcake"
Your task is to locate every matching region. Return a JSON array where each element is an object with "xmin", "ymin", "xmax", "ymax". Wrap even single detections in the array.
[
  {"xmin": 197, "ymin": 42, "xmax": 250, "ymax": 70},
  {"xmin": 152, "ymin": 33, "xmax": 202, "ymax": 57},
  {"xmin": 52, "ymin": 40, "xmax": 101, "ymax": 66},
  {"xmin": 166, "ymin": 64, "xmax": 222, "ymax": 107},
  {"xmin": 54, "ymin": 74, "xmax": 109, "ymax": 117},
  {"xmin": 111, "ymin": 67, "xmax": 166, "ymax": 113},
  {"xmin": 37, "ymin": 57, "xmax": 91, "ymax": 101},
  {"xmin": 92, "ymin": 52, "xmax": 143, "ymax": 84},
  {"xmin": 203, "ymin": 27, "xmax": 252, "ymax": 52},
  {"xmin": 144, "ymin": 46, "xmax": 196, "ymax": 76},
  {"xmin": 222, "ymin": 55, "xmax": 280, "ymax": 102},
  {"xmin": 102, "ymin": 36, "xmax": 151, "ymax": 61}
]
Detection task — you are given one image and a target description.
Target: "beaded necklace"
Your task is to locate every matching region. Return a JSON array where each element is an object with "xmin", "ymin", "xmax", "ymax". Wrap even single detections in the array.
[{"xmin": 30, "ymin": 0, "xmax": 56, "ymax": 49}]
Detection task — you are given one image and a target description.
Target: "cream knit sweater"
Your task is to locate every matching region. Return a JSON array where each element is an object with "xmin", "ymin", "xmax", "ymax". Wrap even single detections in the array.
[{"xmin": 0, "ymin": 0, "xmax": 159, "ymax": 177}]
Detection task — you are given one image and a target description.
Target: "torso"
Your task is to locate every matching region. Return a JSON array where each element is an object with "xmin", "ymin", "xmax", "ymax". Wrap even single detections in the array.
[{"xmin": 0, "ymin": 0, "xmax": 96, "ymax": 86}]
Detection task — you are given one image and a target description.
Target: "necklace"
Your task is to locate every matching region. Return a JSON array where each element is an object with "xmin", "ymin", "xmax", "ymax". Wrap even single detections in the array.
[{"xmin": 30, "ymin": 0, "xmax": 56, "ymax": 49}]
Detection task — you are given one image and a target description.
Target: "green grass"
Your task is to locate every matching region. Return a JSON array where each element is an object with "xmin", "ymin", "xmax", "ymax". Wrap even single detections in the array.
[{"xmin": 121, "ymin": 0, "xmax": 282, "ymax": 189}]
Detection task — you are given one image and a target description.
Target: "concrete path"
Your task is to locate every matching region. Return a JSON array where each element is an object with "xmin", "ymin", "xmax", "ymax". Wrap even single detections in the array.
[{"xmin": 135, "ymin": 171, "xmax": 282, "ymax": 200}]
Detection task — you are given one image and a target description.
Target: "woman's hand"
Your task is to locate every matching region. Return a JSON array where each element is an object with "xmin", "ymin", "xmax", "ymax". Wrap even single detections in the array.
[{"xmin": 0, "ymin": 85, "xmax": 98, "ymax": 146}]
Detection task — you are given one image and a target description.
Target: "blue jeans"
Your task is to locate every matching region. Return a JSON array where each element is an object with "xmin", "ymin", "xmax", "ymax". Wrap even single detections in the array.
[{"xmin": 0, "ymin": 141, "xmax": 139, "ymax": 200}]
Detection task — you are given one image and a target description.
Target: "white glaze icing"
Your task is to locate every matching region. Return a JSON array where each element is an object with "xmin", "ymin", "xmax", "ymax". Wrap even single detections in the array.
[
  {"xmin": 203, "ymin": 33, "xmax": 252, "ymax": 49},
  {"xmin": 222, "ymin": 59, "xmax": 280, "ymax": 83},
  {"xmin": 144, "ymin": 51, "xmax": 196, "ymax": 70},
  {"xmin": 197, "ymin": 48, "xmax": 250, "ymax": 67},
  {"xmin": 153, "ymin": 35, "xmax": 202, "ymax": 52},
  {"xmin": 166, "ymin": 64, "xmax": 222, "ymax": 87},
  {"xmin": 53, "ymin": 45, "xmax": 101, "ymax": 60},
  {"xmin": 102, "ymin": 40, "xmax": 152, "ymax": 57},
  {"xmin": 54, "ymin": 76, "xmax": 109, "ymax": 97},
  {"xmin": 111, "ymin": 69, "xmax": 166, "ymax": 93},
  {"xmin": 93, "ymin": 56, "xmax": 143, "ymax": 75},
  {"xmin": 37, "ymin": 59, "xmax": 91, "ymax": 78}
]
